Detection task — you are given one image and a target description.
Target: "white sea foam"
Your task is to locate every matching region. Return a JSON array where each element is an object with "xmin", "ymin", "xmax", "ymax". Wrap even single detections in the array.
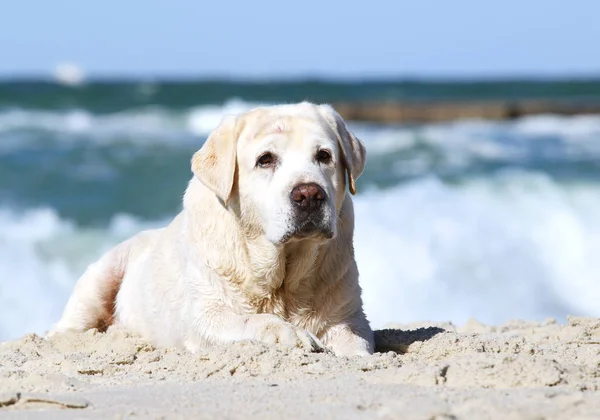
[
  {"xmin": 0, "ymin": 99, "xmax": 262, "ymax": 143},
  {"xmin": 0, "ymin": 208, "xmax": 166, "ymax": 340},
  {"xmin": 357, "ymin": 116, "xmax": 600, "ymax": 160},
  {"xmin": 346, "ymin": 115, "xmax": 600, "ymax": 181},
  {"xmin": 1, "ymin": 171, "xmax": 599, "ymax": 341},
  {"xmin": 355, "ymin": 172, "xmax": 600, "ymax": 328},
  {"xmin": 52, "ymin": 62, "xmax": 86, "ymax": 87}
]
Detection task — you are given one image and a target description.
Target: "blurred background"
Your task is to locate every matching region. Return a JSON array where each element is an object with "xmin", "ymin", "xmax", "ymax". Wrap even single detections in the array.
[{"xmin": 1, "ymin": 1, "xmax": 600, "ymax": 341}]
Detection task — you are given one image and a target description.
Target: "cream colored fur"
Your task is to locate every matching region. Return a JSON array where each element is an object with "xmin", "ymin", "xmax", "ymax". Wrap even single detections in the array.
[{"xmin": 50, "ymin": 102, "xmax": 374, "ymax": 357}]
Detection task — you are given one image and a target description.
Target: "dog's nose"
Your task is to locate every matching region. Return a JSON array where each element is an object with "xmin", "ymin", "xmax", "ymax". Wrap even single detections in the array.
[{"xmin": 291, "ymin": 183, "xmax": 325, "ymax": 209}]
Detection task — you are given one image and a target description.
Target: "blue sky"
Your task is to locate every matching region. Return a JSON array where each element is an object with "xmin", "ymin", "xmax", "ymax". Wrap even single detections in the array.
[{"xmin": 1, "ymin": 0, "xmax": 599, "ymax": 78}]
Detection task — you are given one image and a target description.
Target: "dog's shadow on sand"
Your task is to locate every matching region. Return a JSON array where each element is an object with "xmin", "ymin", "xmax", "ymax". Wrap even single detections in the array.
[{"xmin": 373, "ymin": 326, "xmax": 446, "ymax": 354}]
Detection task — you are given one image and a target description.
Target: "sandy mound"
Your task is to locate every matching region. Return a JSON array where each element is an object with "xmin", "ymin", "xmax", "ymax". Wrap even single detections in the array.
[{"xmin": 1, "ymin": 316, "xmax": 599, "ymax": 419}]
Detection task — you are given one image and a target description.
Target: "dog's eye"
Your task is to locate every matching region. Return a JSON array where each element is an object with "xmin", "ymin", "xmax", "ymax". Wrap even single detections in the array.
[
  {"xmin": 316, "ymin": 149, "xmax": 332, "ymax": 164},
  {"xmin": 257, "ymin": 152, "xmax": 275, "ymax": 168}
]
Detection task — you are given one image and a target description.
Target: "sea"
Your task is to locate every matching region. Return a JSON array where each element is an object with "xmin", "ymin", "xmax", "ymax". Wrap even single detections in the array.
[{"xmin": 1, "ymin": 78, "xmax": 600, "ymax": 341}]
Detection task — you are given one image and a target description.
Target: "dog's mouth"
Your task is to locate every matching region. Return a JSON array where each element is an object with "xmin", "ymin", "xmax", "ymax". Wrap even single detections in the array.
[{"xmin": 280, "ymin": 218, "xmax": 334, "ymax": 244}]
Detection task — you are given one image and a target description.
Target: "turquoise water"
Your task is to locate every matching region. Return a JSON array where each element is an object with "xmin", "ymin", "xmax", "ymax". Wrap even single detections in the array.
[
  {"xmin": 1, "ymin": 79, "xmax": 600, "ymax": 340},
  {"xmin": 2, "ymin": 79, "xmax": 600, "ymax": 111}
]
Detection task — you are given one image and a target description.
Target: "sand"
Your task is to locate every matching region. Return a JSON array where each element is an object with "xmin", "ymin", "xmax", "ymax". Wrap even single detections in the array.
[{"xmin": 1, "ymin": 316, "xmax": 599, "ymax": 419}]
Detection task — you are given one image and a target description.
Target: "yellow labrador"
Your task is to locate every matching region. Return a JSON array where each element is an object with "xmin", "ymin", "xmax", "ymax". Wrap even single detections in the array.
[{"xmin": 50, "ymin": 102, "xmax": 374, "ymax": 357}]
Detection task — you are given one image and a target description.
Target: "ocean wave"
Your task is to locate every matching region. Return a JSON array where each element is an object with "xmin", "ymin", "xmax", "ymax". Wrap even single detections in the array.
[
  {"xmin": 356, "ymin": 172, "xmax": 600, "ymax": 328},
  {"xmin": 354, "ymin": 115, "xmax": 600, "ymax": 183},
  {"xmin": 1, "ymin": 102, "xmax": 600, "ymax": 146},
  {"xmin": 2, "ymin": 105, "xmax": 600, "ymax": 190},
  {"xmin": 361, "ymin": 114, "xmax": 600, "ymax": 158},
  {"xmin": 0, "ymin": 208, "xmax": 166, "ymax": 340},
  {"xmin": 1, "ymin": 172, "xmax": 599, "ymax": 341},
  {"xmin": 0, "ymin": 99, "xmax": 263, "ymax": 142}
]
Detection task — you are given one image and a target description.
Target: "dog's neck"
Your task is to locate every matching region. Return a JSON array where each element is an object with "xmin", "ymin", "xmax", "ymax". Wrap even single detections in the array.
[{"xmin": 245, "ymin": 235, "xmax": 321, "ymax": 294}]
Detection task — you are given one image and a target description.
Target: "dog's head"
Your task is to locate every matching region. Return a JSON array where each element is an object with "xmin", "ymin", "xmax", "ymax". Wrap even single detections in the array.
[{"xmin": 191, "ymin": 102, "xmax": 366, "ymax": 245}]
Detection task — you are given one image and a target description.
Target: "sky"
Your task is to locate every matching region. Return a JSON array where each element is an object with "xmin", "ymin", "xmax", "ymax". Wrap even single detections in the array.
[{"xmin": 1, "ymin": 0, "xmax": 599, "ymax": 79}]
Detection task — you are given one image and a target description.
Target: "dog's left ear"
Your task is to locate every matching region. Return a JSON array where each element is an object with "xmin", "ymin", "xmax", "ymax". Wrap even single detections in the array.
[
  {"xmin": 318, "ymin": 104, "xmax": 366, "ymax": 195},
  {"xmin": 191, "ymin": 115, "xmax": 239, "ymax": 205}
]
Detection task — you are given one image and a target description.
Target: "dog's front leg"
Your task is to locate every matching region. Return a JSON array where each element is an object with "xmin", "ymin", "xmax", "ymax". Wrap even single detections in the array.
[
  {"xmin": 187, "ymin": 308, "xmax": 324, "ymax": 352},
  {"xmin": 320, "ymin": 310, "xmax": 375, "ymax": 357}
]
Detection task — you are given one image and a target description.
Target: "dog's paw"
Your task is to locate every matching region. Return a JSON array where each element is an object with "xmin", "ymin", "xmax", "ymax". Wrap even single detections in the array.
[
  {"xmin": 245, "ymin": 314, "xmax": 323, "ymax": 352},
  {"xmin": 45, "ymin": 326, "xmax": 67, "ymax": 339},
  {"xmin": 44, "ymin": 326, "xmax": 78, "ymax": 340}
]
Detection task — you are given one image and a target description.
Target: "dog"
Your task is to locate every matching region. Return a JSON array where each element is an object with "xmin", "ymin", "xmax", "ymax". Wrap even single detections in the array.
[{"xmin": 50, "ymin": 102, "xmax": 374, "ymax": 357}]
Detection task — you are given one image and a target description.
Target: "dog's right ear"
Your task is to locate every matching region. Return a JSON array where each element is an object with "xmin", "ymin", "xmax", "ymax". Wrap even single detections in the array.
[{"xmin": 191, "ymin": 115, "xmax": 238, "ymax": 206}]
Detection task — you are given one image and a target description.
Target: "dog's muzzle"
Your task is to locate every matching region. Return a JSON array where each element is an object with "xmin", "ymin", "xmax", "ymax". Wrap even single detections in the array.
[{"xmin": 286, "ymin": 183, "xmax": 333, "ymax": 241}]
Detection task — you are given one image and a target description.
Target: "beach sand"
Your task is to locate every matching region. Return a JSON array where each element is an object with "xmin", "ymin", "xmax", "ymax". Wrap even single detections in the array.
[{"xmin": 1, "ymin": 316, "xmax": 599, "ymax": 419}]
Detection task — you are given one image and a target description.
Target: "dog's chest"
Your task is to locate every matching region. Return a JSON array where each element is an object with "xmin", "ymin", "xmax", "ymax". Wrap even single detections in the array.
[
  {"xmin": 253, "ymin": 285, "xmax": 318, "ymax": 328},
  {"xmin": 243, "ymin": 242, "xmax": 328, "ymax": 331}
]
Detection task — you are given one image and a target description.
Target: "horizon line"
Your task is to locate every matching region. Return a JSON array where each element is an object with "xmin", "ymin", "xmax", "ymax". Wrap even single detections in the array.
[{"xmin": 1, "ymin": 72, "xmax": 600, "ymax": 84}]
